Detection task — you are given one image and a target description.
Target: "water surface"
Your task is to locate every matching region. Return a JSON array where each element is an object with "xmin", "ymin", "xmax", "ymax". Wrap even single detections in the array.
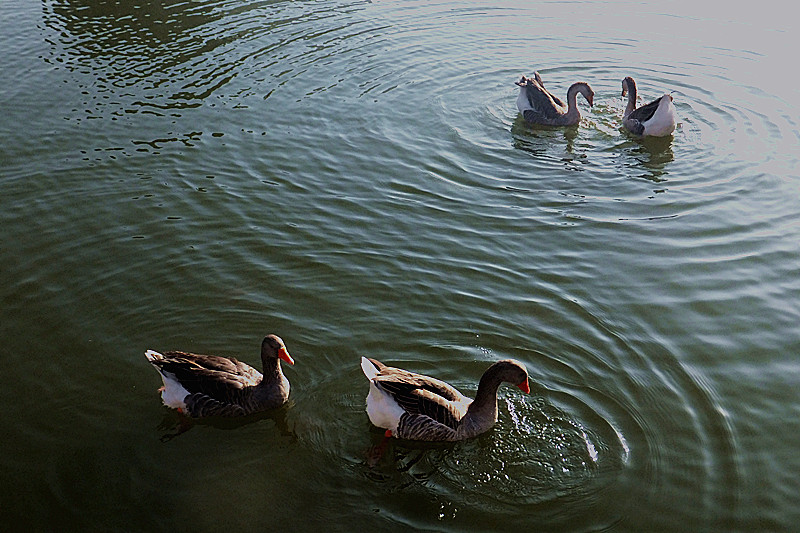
[{"xmin": 2, "ymin": 0, "xmax": 799, "ymax": 531}]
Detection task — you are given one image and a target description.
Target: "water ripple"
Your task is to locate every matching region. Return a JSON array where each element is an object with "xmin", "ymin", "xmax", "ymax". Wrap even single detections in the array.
[
  {"xmin": 5, "ymin": 0, "xmax": 798, "ymax": 531},
  {"xmin": 41, "ymin": 0, "xmax": 380, "ymax": 115}
]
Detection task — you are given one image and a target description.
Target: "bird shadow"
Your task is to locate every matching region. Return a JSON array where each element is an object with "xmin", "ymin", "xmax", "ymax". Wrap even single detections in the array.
[{"xmin": 156, "ymin": 403, "xmax": 293, "ymax": 442}]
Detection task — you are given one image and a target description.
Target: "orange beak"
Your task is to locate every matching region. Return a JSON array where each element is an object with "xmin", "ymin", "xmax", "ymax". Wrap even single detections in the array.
[
  {"xmin": 278, "ymin": 346, "xmax": 295, "ymax": 365},
  {"xmin": 517, "ymin": 379, "xmax": 530, "ymax": 394}
]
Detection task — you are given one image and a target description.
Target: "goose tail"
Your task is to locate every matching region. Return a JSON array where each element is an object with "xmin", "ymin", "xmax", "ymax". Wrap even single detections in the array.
[
  {"xmin": 360, "ymin": 356, "xmax": 380, "ymax": 381},
  {"xmin": 145, "ymin": 349, "xmax": 164, "ymax": 363}
]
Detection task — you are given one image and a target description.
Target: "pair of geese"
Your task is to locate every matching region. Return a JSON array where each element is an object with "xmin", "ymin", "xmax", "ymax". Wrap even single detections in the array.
[
  {"xmin": 146, "ymin": 335, "xmax": 529, "ymax": 442},
  {"xmin": 516, "ymin": 72, "xmax": 677, "ymax": 136}
]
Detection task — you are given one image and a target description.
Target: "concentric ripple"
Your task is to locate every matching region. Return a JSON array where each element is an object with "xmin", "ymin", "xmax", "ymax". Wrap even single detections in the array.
[
  {"xmin": 3, "ymin": 0, "xmax": 798, "ymax": 531},
  {"xmin": 434, "ymin": 393, "xmax": 616, "ymax": 506}
]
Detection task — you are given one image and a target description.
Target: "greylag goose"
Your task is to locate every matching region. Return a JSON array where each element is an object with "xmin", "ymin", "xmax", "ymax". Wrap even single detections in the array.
[
  {"xmin": 145, "ymin": 334, "xmax": 294, "ymax": 417},
  {"xmin": 515, "ymin": 72, "xmax": 594, "ymax": 126},
  {"xmin": 621, "ymin": 76, "xmax": 676, "ymax": 137},
  {"xmin": 360, "ymin": 357, "xmax": 530, "ymax": 441}
]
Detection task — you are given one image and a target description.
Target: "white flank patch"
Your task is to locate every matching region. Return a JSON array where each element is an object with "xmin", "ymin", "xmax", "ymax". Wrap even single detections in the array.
[
  {"xmin": 145, "ymin": 350, "xmax": 189, "ymax": 410},
  {"xmin": 159, "ymin": 373, "xmax": 190, "ymax": 410},
  {"xmin": 365, "ymin": 382, "xmax": 404, "ymax": 433},
  {"xmin": 644, "ymin": 95, "xmax": 677, "ymax": 137},
  {"xmin": 361, "ymin": 357, "xmax": 404, "ymax": 432}
]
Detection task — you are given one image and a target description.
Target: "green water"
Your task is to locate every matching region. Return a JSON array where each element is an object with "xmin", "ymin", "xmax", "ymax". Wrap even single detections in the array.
[{"xmin": 2, "ymin": 0, "xmax": 799, "ymax": 531}]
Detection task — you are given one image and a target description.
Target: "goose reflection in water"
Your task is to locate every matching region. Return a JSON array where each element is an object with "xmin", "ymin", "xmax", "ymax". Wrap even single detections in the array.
[
  {"xmin": 511, "ymin": 101, "xmax": 675, "ymax": 181},
  {"xmin": 622, "ymin": 135, "xmax": 675, "ymax": 184},
  {"xmin": 511, "ymin": 117, "xmax": 589, "ymax": 172}
]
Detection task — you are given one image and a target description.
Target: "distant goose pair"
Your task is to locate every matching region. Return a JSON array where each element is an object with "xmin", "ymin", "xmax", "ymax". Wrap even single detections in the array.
[
  {"xmin": 146, "ymin": 336, "xmax": 529, "ymax": 442},
  {"xmin": 515, "ymin": 72, "xmax": 676, "ymax": 136}
]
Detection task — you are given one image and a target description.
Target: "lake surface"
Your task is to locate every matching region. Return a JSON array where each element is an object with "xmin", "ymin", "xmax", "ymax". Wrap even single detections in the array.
[{"xmin": 2, "ymin": 0, "xmax": 799, "ymax": 530}]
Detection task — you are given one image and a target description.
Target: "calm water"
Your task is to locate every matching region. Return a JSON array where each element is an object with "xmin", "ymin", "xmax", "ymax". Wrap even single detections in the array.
[{"xmin": 2, "ymin": 0, "xmax": 799, "ymax": 531}]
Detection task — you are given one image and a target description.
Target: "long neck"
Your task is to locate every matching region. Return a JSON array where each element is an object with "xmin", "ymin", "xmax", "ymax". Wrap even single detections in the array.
[
  {"xmin": 463, "ymin": 372, "xmax": 502, "ymax": 429},
  {"xmin": 624, "ymin": 84, "xmax": 637, "ymax": 118},
  {"xmin": 248, "ymin": 355, "xmax": 289, "ymax": 411},
  {"xmin": 259, "ymin": 356, "xmax": 283, "ymax": 386},
  {"xmin": 565, "ymin": 86, "xmax": 582, "ymax": 121}
]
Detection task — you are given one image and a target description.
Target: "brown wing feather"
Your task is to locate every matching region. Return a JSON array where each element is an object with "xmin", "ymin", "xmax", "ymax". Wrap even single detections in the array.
[
  {"xmin": 153, "ymin": 352, "xmax": 262, "ymax": 401},
  {"xmin": 397, "ymin": 413, "xmax": 458, "ymax": 441},
  {"xmin": 534, "ymin": 72, "xmax": 566, "ymax": 108},
  {"xmin": 523, "ymin": 82, "xmax": 565, "ymax": 121},
  {"xmin": 374, "ymin": 368, "xmax": 463, "ymax": 404},
  {"xmin": 185, "ymin": 393, "xmax": 248, "ymax": 417},
  {"xmin": 373, "ymin": 366, "xmax": 466, "ymax": 430},
  {"xmin": 628, "ymin": 95, "xmax": 663, "ymax": 123},
  {"xmin": 414, "ymin": 388, "xmax": 464, "ymax": 430}
]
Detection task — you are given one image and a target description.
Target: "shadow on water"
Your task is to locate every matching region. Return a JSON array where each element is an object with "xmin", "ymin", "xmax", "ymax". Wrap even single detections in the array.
[
  {"xmin": 616, "ymin": 132, "xmax": 675, "ymax": 184},
  {"xmin": 40, "ymin": 0, "xmax": 368, "ymax": 116},
  {"xmin": 42, "ymin": 0, "xmax": 217, "ymax": 47},
  {"xmin": 511, "ymin": 117, "xmax": 590, "ymax": 173},
  {"xmin": 41, "ymin": 0, "xmax": 220, "ymax": 108},
  {"xmin": 511, "ymin": 117, "xmax": 579, "ymax": 153},
  {"xmin": 510, "ymin": 114, "xmax": 676, "ymax": 188},
  {"xmin": 155, "ymin": 402, "xmax": 294, "ymax": 442}
]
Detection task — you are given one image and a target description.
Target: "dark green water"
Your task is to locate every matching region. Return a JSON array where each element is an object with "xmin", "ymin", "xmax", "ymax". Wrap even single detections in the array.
[{"xmin": 2, "ymin": 0, "xmax": 799, "ymax": 531}]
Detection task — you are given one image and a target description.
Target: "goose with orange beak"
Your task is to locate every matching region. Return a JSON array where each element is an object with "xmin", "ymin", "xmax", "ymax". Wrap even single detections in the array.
[
  {"xmin": 145, "ymin": 334, "xmax": 294, "ymax": 417},
  {"xmin": 361, "ymin": 357, "xmax": 530, "ymax": 441}
]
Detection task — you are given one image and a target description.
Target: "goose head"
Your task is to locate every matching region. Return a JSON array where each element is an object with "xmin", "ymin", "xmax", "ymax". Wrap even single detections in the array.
[
  {"xmin": 621, "ymin": 76, "xmax": 637, "ymax": 98},
  {"xmin": 497, "ymin": 359, "xmax": 530, "ymax": 393},
  {"xmin": 569, "ymin": 82, "xmax": 594, "ymax": 107},
  {"xmin": 479, "ymin": 359, "xmax": 531, "ymax": 394},
  {"xmin": 261, "ymin": 334, "xmax": 295, "ymax": 366}
]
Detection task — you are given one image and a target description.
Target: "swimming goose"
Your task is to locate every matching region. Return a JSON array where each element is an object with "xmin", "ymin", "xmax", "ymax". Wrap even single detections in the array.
[
  {"xmin": 621, "ymin": 76, "xmax": 676, "ymax": 137},
  {"xmin": 360, "ymin": 357, "xmax": 530, "ymax": 441},
  {"xmin": 145, "ymin": 334, "xmax": 294, "ymax": 417},
  {"xmin": 516, "ymin": 72, "xmax": 594, "ymax": 126}
]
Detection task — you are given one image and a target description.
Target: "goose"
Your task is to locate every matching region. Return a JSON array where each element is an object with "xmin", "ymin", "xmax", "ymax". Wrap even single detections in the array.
[
  {"xmin": 360, "ymin": 357, "xmax": 530, "ymax": 441},
  {"xmin": 145, "ymin": 334, "xmax": 294, "ymax": 417},
  {"xmin": 515, "ymin": 72, "xmax": 594, "ymax": 126},
  {"xmin": 621, "ymin": 76, "xmax": 676, "ymax": 137}
]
